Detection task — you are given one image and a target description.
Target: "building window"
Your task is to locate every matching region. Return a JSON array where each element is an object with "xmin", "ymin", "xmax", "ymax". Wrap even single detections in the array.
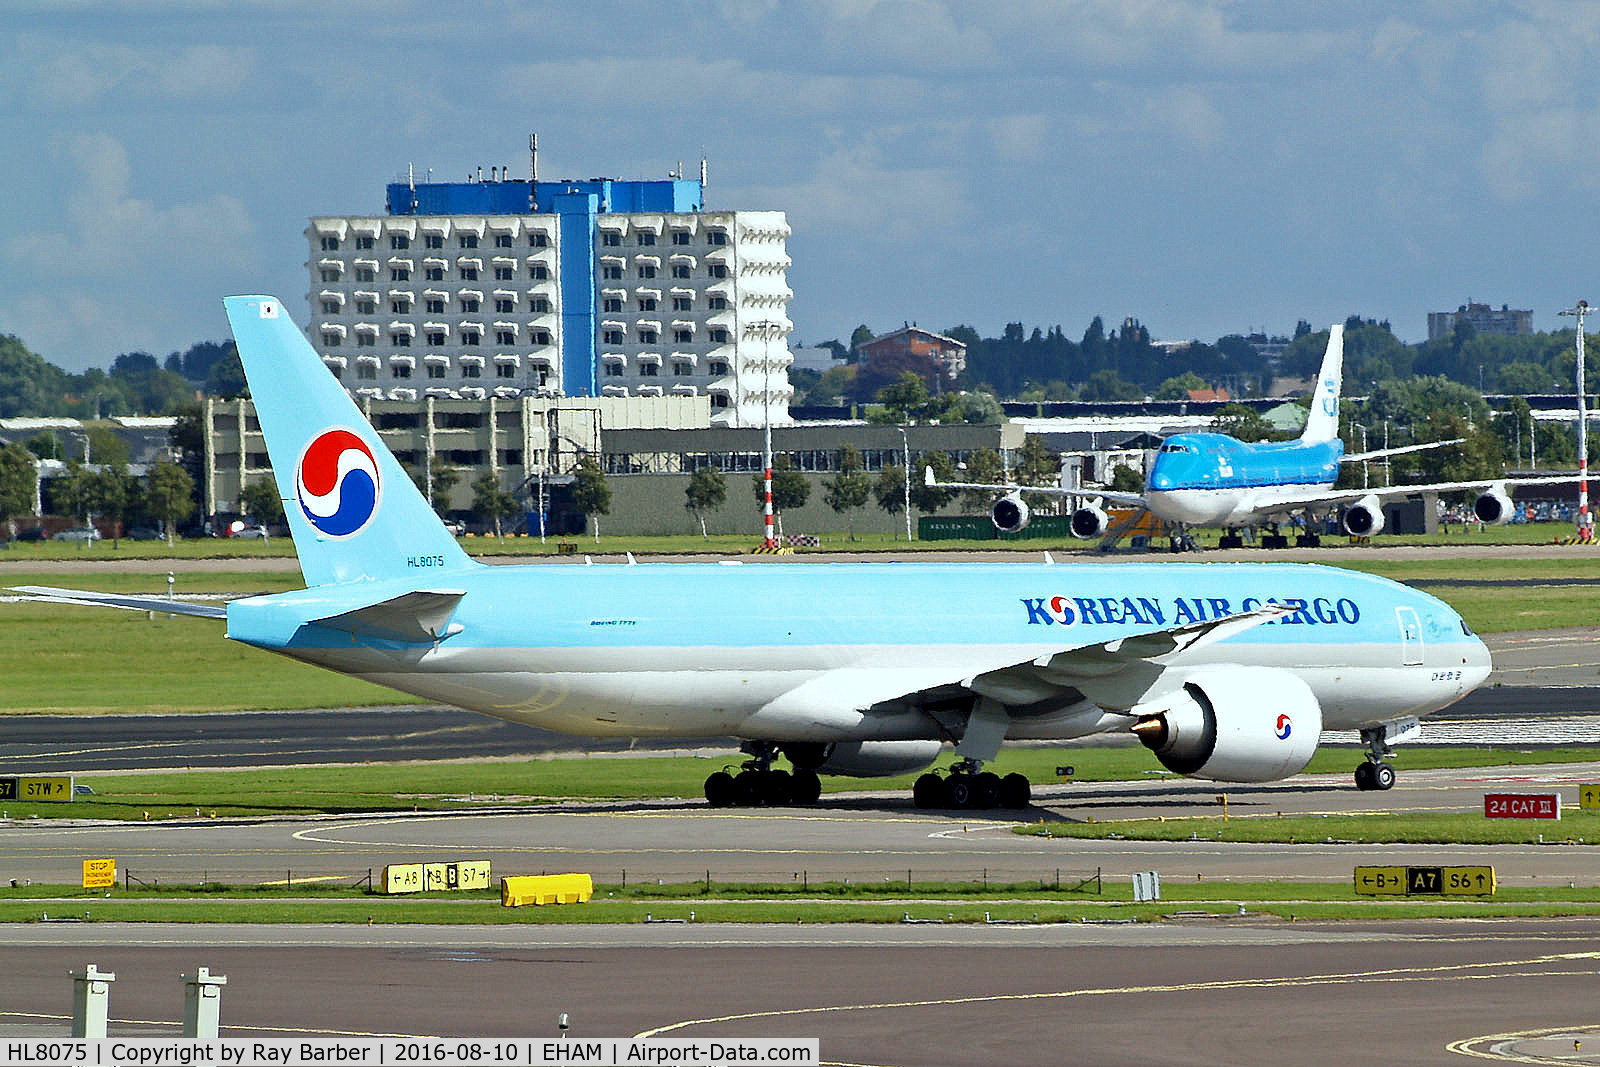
[
  {"xmin": 495, "ymin": 298, "xmax": 515, "ymax": 314},
  {"xmin": 640, "ymin": 362, "xmax": 659, "ymax": 377},
  {"xmin": 460, "ymin": 267, "xmax": 479, "ymax": 281},
  {"xmin": 355, "ymin": 235, "xmax": 375, "ymax": 250},
  {"xmin": 709, "ymin": 361, "xmax": 730, "ymax": 375},
  {"xmin": 603, "ymin": 266, "xmax": 623, "ymax": 280},
  {"xmin": 603, "ymin": 329, "xmax": 624, "ymax": 345},
  {"xmin": 530, "ymin": 264, "xmax": 549, "ymax": 280},
  {"xmin": 425, "ymin": 267, "xmax": 444, "ymax": 282},
  {"xmin": 494, "ymin": 234, "xmax": 513, "ymax": 248},
  {"xmin": 708, "ymin": 265, "xmax": 727, "ymax": 278},
  {"xmin": 639, "ymin": 329, "xmax": 658, "ymax": 345},
  {"xmin": 531, "ymin": 297, "xmax": 551, "ymax": 312},
  {"xmin": 708, "ymin": 231, "xmax": 728, "ymax": 246},
  {"xmin": 710, "ymin": 328, "xmax": 729, "ymax": 343},
  {"xmin": 356, "ymin": 299, "xmax": 376, "ymax": 315},
  {"xmin": 711, "ymin": 393, "xmax": 729, "ymax": 408},
  {"xmin": 671, "ymin": 264, "xmax": 691, "ymax": 279},
  {"xmin": 496, "ymin": 329, "xmax": 515, "ymax": 345},
  {"xmin": 426, "ymin": 298, "xmax": 445, "ymax": 314},
  {"xmin": 604, "ymin": 363, "xmax": 622, "ymax": 377},
  {"xmin": 427, "ymin": 363, "xmax": 445, "ymax": 379},
  {"xmin": 320, "ymin": 269, "xmax": 339, "ymax": 282},
  {"xmin": 425, "ymin": 234, "xmax": 443, "ymax": 250},
  {"xmin": 672, "ymin": 297, "xmax": 692, "ymax": 311},
  {"xmin": 603, "ymin": 298, "xmax": 623, "ymax": 313},
  {"xmin": 358, "ymin": 334, "xmax": 375, "ymax": 347},
  {"xmin": 391, "ymin": 235, "xmax": 410, "ymax": 250},
  {"xmin": 638, "ymin": 265, "xmax": 656, "ymax": 279},
  {"xmin": 531, "ymin": 330, "xmax": 551, "ymax": 344},
  {"xmin": 358, "ymin": 364, "xmax": 377, "ymax": 380},
  {"xmin": 638, "ymin": 232, "xmax": 656, "ymax": 246},
  {"xmin": 672, "ymin": 231, "xmax": 690, "ymax": 246},
  {"xmin": 427, "ymin": 330, "xmax": 447, "ymax": 346},
  {"xmin": 320, "ymin": 236, "xmax": 339, "ymax": 251},
  {"xmin": 355, "ymin": 267, "xmax": 376, "ymax": 282},
  {"xmin": 391, "ymin": 333, "xmax": 412, "ymax": 347},
  {"xmin": 322, "ymin": 333, "xmax": 341, "ymax": 347},
  {"xmin": 321, "ymin": 300, "xmax": 340, "ymax": 314},
  {"xmin": 463, "ymin": 363, "xmax": 481, "ymax": 378},
  {"xmin": 674, "ymin": 329, "xmax": 694, "ymax": 344},
  {"xmin": 603, "ymin": 233, "xmax": 621, "ymax": 247},
  {"xmin": 708, "ymin": 296, "xmax": 727, "ymax": 310},
  {"xmin": 461, "ymin": 297, "xmax": 480, "ymax": 313},
  {"xmin": 391, "ymin": 268, "xmax": 410, "ymax": 281},
  {"xmin": 459, "ymin": 234, "xmax": 478, "ymax": 249},
  {"xmin": 391, "ymin": 299, "xmax": 410, "ymax": 314},
  {"xmin": 393, "ymin": 364, "xmax": 412, "ymax": 379},
  {"xmin": 673, "ymin": 363, "xmax": 692, "ymax": 377},
  {"xmin": 495, "ymin": 266, "xmax": 514, "ymax": 281},
  {"xmin": 462, "ymin": 331, "xmax": 482, "ymax": 346},
  {"xmin": 638, "ymin": 297, "xmax": 657, "ymax": 311},
  {"xmin": 529, "ymin": 233, "xmax": 548, "ymax": 248},
  {"xmin": 496, "ymin": 362, "xmax": 515, "ymax": 378}
]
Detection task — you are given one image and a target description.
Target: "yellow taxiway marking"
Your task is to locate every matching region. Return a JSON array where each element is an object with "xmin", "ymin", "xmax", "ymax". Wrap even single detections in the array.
[
  {"xmin": 635, "ymin": 952, "xmax": 1600, "ymax": 1039},
  {"xmin": 1447, "ymin": 1022, "xmax": 1600, "ymax": 1062}
]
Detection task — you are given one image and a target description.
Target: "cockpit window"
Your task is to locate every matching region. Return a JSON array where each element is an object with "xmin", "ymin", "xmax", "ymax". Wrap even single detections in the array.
[
  {"xmin": 1461, "ymin": 619, "xmax": 1475, "ymax": 637},
  {"xmin": 1160, "ymin": 444, "xmax": 1194, "ymax": 454}
]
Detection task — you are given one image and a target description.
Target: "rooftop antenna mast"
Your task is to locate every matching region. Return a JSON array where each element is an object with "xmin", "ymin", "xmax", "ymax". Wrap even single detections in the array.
[{"xmin": 1561, "ymin": 300, "xmax": 1593, "ymax": 541}]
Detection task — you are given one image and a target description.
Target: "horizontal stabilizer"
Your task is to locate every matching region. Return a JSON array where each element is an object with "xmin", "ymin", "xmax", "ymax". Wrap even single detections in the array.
[
  {"xmin": 11, "ymin": 585, "xmax": 228, "ymax": 619},
  {"xmin": 307, "ymin": 589, "xmax": 466, "ymax": 643}
]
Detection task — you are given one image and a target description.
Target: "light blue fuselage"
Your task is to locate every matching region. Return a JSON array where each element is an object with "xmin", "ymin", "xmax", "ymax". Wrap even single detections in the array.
[
  {"xmin": 1146, "ymin": 434, "xmax": 1344, "ymax": 526},
  {"xmin": 227, "ymin": 560, "xmax": 1488, "ymax": 742}
]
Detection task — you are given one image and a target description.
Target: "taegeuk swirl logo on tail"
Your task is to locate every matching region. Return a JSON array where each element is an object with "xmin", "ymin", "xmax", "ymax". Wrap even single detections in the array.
[{"xmin": 296, "ymin": 427, "xmax": 381, "ymax": 538}]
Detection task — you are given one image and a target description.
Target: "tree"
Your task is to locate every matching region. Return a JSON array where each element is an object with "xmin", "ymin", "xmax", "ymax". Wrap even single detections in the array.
[
  {"xmin": 145, "ymin": 459, "xmax": 196, "ymax": 544},
  {"xmin": 51, "ymin": 461, "xmax": 94, "ymax": 527},
  {"xmin": 848, "ymin": 324, "xmax": 875, "ymax": 359},
  {"xmin": 684, "ymin": 466, "xmax": 727, "ymax": 539},
  {"xmin": 1109, "ymin": 464, "xmax": 1144, "ymax": 493},
  {"xmin": 85, "ymin": 425, "xmax": 129, "ymax": 466},
  {"xmin": 240, "ymin": 478, "xmax": 285, "ymax": 527},
  {"xmin": 205, "ymin": 350, "xmax": 249, "ymax": 398},
  {"xmin": 822, "ymin": 444, "xmax": 870, "ymax": 539},
  {"xmin": 0, "ymin": 442, "xmax": 36, "ymax": 541},
  {"xmin": 1154, "ymin": 372, "xmax": 1207, "ymax": 400},
  {"xmin": 471, "ymin": 471, "xmax": 522, "ymax": 540},
  {"xmin": 1079, "ymin": 369, "xmax": 1141, "ymax": 402},
  {"xmin": 570, "ymin": 457, "xmax": 611, "ymax": 537},
  {"xmin": 749, "ymin": 456, "xmax": 809, "ymax": 536},
  {"xmin": 88, "ymin": 462, "xmax": 136, "ymax": 546},
  {"xmin": 429, "ymin": 464, "xmax": 461, "ymax": 516},
  {"xmin": 1210, "ymin": 403, "xmax": 1277, "ymax": 442},
  {"xmin": 873, "ymin": 464, "xmax": 907, "ymax": 535},
  {"xmin": 910, "ymin": 450, "xmax": 957, "ymax": 513},
  {"xmin": 956, "ymin": 390, "xmax": 1003, "ymax": 424},
  {"xmin": 957, "ymin": 448, "xmax": 1006, "ymax": 512}
]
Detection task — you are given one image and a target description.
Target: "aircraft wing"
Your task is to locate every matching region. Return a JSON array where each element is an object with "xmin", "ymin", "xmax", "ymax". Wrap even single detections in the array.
[
  {"xmin": 1342, "ymin": 438, "xmax": 1463, "ymax": 462},
  {"xmin": 1245, "ymin": 474, "xmax": 1587, "ymax": 515},
  {"xmin": 921, "ymin": 468, "xmax": 1146, "ymax": 507},
  {"xmin": 11, "ymin": 585, "xmax": 229, "ymax": 619},
  {"xmin": 756, "ymin": 603, "xmax": 1292, "ymax": 725}
]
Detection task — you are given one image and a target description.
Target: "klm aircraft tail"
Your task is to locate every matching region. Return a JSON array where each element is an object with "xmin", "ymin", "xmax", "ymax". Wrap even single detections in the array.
[
  {"xmin": 1299, "ymin": 324, "xmax": 1344, "ymax": 444},
  {"xmin": 222, "ymin": 295, "xmax": 477, "ymax": 587}
]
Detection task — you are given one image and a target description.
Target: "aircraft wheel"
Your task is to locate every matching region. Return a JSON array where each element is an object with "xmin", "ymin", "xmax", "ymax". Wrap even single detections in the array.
[
  {"xmin": 973, "ymin": 771, "xmax": 1002, "ymax": 809},
  {"xmin": 763, "ymin": 769, "xmax": 793, "ymax": 806},
  {"xmin": 999, "ymin": 773, "xmax": 1031, "ymax": 809},
  {"xmin": 733, "ymin": 770, "xmax": 765, "ymax": 807},
  {"xmin": 1372, "ymin": 762, "xmax": 1396, "ymax": 791},
  {"xmin": 944, "ymin": 773, "xmax": 974, "ymax": 809},
  {"xmin": 705, "ymin": 771, "xmax": 735, "ymax": 807},
  {"xmin": 790, "ymin": 768, "xmax": 822, "ymax": 806},
  {"xmin": 912, "ymin": 773, "xmax": 944, "ymax": 809},
  {"xmin": 1353, "ymin": 763, "xmax": 1374, "ymax": 791}
]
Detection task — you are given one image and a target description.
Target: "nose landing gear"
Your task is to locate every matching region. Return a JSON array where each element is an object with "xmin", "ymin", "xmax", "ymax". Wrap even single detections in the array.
[{"xmin": 1354, "ymin": 726, "xmax": 1397, "ymax": 791}]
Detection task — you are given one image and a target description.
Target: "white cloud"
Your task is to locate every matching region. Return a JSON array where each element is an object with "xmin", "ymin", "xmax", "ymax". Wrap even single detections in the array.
[{"xmin": 15, "ymin": 35, "xmax": 254, "ymax": 110}]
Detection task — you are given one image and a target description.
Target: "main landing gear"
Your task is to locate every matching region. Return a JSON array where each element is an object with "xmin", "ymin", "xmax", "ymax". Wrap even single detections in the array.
[
  {"xmin": 704, "ymin": 742, "xmax": 821, "ymax": 808},
  {"xmin": 912, "ymin": 759, "xmax": 1031, "ymax": 810},
  {"xmin": 1354, "ymin": 726, "xmax": 1397, "ymax": 791}
]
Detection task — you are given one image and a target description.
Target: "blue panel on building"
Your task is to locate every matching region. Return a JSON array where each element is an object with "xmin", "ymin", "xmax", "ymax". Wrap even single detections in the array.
[{"xmin": 553, "ymin": 191, "xmax": 599, "ymax": 397}]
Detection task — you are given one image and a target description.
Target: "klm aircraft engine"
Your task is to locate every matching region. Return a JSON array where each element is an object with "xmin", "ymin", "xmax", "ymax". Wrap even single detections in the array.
[
  {"xmin": 1472, "ymin": 487, "xmax": 1515, "ymax": 525},
  {"xmin": 1070, "ymin": 504, "xmax": 1110, "ymax": 539},
  {"xmin": 784, "ymin": 740, "xmax": 942, "ymax": 778},
  {"xmin": 991, "ymin": 492, "xmax": 1030, "ymax": 533},
  {"xmin": 1341, "ymin": 494, "xmax": 1385, "ymax": 537},
  {"xmin": 1130, "ymin": 667, "xmax": 1322, "ymax": 783}
]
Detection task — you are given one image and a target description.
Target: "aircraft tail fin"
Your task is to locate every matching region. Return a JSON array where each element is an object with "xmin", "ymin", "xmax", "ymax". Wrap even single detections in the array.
[
  {"xmin": 222, "ymin": 296, "xmax": 477, "ymax": 587},
  {"xmin": 1300, "ymin": 324, "xmax": 1344, "ymax": 443}
]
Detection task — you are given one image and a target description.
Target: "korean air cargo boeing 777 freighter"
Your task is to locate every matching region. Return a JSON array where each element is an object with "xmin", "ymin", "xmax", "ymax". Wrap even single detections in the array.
[{"xmin": 18, "ymin": 297, "xmax": 1492, "ymax": 808}]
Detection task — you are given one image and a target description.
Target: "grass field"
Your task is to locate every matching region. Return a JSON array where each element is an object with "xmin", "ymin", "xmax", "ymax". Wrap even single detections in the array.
[
  {"xmin": 1025, "ymin": 809, "xmax": 1600, "ymax": 846},
  {"xmin": 5, "ymin": 745, "xmax": 1597, "ymax": 821}
]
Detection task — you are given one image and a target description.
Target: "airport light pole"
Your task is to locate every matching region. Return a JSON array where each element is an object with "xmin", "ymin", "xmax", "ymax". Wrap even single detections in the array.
[
  {"xmin": 898, "ymin": 425, "xmax": 912, "ymax": 542},
  {"xmin": 1561, "ymin": 301, "xmax": 1592, "ymax": 539}
]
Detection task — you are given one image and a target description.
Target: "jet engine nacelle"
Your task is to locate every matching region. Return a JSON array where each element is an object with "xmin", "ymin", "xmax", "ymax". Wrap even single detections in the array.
[
  {"xmin": 1342, "ymin": 495, "xmax": 1385, "ymax": 537},
  {"xmin": 991, "ymin": 493, "xmax": 1030, "ymax": 533},
  {"xmin": 1069, "ymin": 504, "xmax": 1110, "ymax": 539},
  {"xmin": 1473, "ymin": 487, "xmax": 1514, "ymax": 525},
  {"xmin": 1131, "ymin": 666, "xmax": 1323, "ymax": 783},
  {"xmin": 784, "ymin": 739, "xmax": 942, "ymax": 779}
]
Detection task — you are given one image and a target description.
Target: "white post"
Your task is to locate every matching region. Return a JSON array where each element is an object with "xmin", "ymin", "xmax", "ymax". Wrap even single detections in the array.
[
  {"xmin": 1561, "ymin": 301, "xmax": 1592, "ymax": 539},
  {"xmin": 182, "ymin": 966, "xmax": 227, "ymax": 1039},
  {"xmin": 70, "ymin": 964, "xmax": 115, "ymax": 1038},
  {"xmin": 898, "ymin": 426, "xmax": 912, "ymax": 541}
]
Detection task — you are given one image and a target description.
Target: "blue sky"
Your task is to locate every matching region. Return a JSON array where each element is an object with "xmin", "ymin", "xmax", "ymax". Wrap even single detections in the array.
[{"xmin": 5, "ymin": 1, "xmax": 1599, "ymax": 372}]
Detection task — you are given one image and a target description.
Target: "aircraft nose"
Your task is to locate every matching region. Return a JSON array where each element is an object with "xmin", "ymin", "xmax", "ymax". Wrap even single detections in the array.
[{"xmin": 1463, "ymin": 633, "xmax": 1493, "ymax": 689}]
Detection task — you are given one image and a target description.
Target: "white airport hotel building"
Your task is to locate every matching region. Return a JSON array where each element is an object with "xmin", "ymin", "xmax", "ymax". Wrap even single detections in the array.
[{"xmin": 305, "ymin": 157, "xmax": 793, "ymax": 428}]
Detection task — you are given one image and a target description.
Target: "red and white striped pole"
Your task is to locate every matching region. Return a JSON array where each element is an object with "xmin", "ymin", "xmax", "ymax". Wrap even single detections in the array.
[{"xmin": 762, "ymin": 350, "xmax": 776, "ymax": 549}]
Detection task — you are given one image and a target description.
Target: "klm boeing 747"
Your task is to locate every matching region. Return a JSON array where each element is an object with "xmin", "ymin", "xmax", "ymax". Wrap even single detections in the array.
[
  {"xmin": 18, "ymin": 298, "xmax": 1492, "ymax": 806},
  {"xmin": 933, "ymin": 325, "xmax": 1578, "ymax": 547}
]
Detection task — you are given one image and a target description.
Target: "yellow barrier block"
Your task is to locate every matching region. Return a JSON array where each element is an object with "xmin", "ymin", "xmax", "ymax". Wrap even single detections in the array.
[
  {"xmin": 382, "ymin": 863, "xmax": 423, "ymax": 894},
  {"xmin": 502, "ymin": 873, "xmax": 593, "ymax": 907},
  {"xmin": 1442, "ymin": 866, "xmax": 1497, "ymax": 896},
  {"xmin": 1353, "ymin": 866, "xmax": 1407, "ymax": 895},
  {"xmin": 1581, "ymin": 784, "xmax": 1600, "ymax": 810},
  {"xmin": 82, "ymin": 858, "xmax": 115, "ymax": 889}
]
